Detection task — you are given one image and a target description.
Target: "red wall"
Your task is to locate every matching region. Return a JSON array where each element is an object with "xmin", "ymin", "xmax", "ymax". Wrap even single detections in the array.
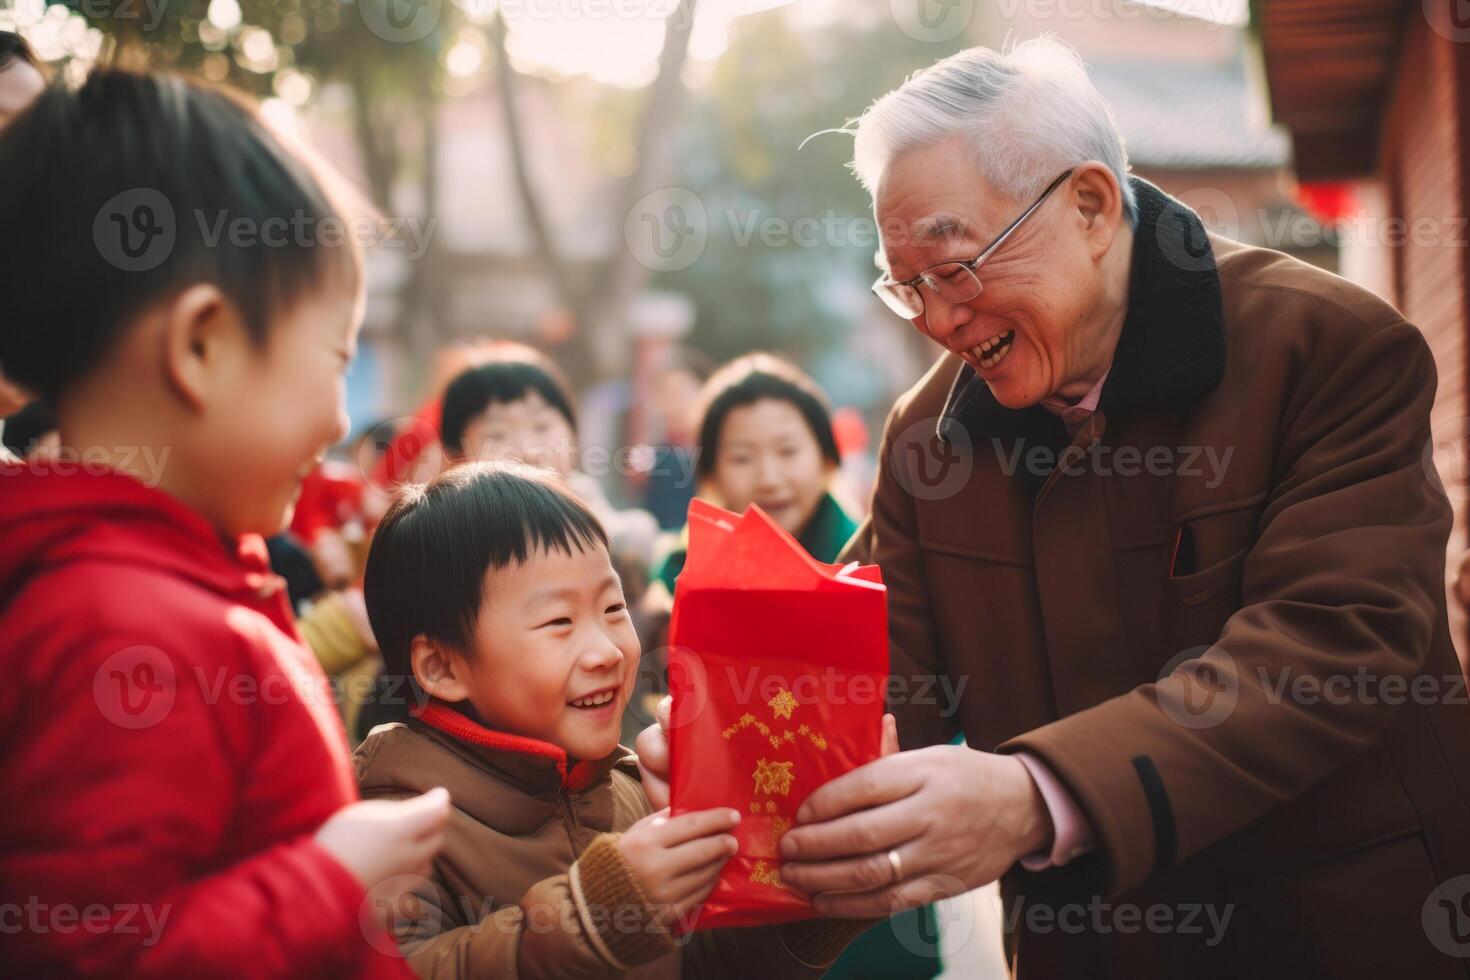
[{"xmin": 1377, "ymin": 10, "xmax": 1470, "ymax": 665}]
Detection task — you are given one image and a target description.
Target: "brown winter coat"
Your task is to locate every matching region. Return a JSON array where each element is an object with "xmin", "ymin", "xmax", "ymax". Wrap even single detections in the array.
[
  {"xmin": 843, "ymin": 177, "xmax": 1470, "ymax": 978},
  {"xmin": 353, "ymin": 703, "xmax": 866, "ymax": 979}
]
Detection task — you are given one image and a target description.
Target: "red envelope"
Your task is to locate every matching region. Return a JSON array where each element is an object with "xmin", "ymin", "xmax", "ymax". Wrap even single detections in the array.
[{"xmin": 667, "ymin": 499, "xmax": 888, "ymax": 930}]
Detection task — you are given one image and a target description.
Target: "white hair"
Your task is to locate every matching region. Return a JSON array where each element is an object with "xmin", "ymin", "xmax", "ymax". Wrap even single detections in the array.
[{"xmin": 850, "ymin": 36, "xmax": 1137, "ymax": 225}]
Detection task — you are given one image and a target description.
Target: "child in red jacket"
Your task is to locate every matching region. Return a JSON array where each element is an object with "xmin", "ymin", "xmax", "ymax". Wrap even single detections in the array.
[{"xmin": 0, "ymin": 70, "xmax": 449, "ymax": 977}]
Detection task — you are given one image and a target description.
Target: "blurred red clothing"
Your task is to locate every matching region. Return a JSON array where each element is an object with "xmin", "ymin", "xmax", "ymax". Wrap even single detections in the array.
[
  {"xmin": 290, "ymin": 461, "xmax": 365, "ymax": 546},
  {"xmin": 291, "ymin": 400, "xmax": 447, "ymax": 548},
  {"xmin": 0, "ymin": 466, "xmax": 410, "ymax": 979},
  {"xmin": 370, "ymin": 401, "xmax": 442, "ymax": 490}
]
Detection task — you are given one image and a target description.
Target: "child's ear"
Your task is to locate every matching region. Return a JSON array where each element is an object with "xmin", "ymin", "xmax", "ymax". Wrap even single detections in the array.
[
  {"xmin": 159, "ymin": 283, "xmax": 245, "ymax": 413},
  {"xmin": 410, "ymin": 634, "xmax": 473, "ymax": 703}
]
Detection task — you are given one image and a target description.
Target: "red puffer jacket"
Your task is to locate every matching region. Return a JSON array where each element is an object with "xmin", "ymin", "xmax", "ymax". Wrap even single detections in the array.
[{"xmin": 0, "ymin": 465, "xmax": 411, "ymax": 979}]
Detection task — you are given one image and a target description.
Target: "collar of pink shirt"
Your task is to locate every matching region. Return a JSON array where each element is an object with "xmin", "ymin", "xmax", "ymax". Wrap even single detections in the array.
[{"xmin": 1039, "ymin": 369, "xmax": 1110, "ymax": 437}]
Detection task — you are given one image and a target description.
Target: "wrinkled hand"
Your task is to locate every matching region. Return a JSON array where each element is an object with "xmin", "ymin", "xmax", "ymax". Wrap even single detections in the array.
[
  {"xmin": 315, "ymin": 788, "xmax": 451, "ymax": 894},
  {"xmin": 618, "ymin": 807, "xmax": 739, "ymax": 930},
  {"xmin": 634, "ymin": 695, "xmax": 673, "ymax": 811},
  {"xmin": 778, "ymin": 746, "xmax": 1052, "ymax": 918}
]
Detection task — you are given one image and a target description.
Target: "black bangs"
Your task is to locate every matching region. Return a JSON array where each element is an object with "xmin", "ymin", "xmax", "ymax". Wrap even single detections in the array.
[
  {"xmin": 440, "ymin": 348, "xmax": 580, "ymax": 458},
  {"xmin": 0, "ymin": 68, "xmax": 363, "ymax": 400},
  {"xmin": 694, "ymin": 353, "xmax": 841, "ymax": 476},
  {"xmin": 362, "ymin": 461, "xmax": 609, "ymax": 712}
]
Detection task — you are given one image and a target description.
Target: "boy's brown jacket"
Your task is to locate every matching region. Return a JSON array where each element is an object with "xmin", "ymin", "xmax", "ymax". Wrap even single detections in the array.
[{"xmin": 353, "ymin": 703, "xmax": 867, "ymax": 979}]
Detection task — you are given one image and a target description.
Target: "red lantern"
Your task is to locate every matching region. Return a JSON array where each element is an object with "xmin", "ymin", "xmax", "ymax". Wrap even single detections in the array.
[{"xmin": 1296, "ymin": 181, "xmax": 1358, "ymax": 225}]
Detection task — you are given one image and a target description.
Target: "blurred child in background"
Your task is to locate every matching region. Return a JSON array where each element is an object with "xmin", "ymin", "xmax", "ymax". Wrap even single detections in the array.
[
  {"xmin": 0, "ymin": 31, "xmax": 49, "ymax": 466},
  {"xmin": 636, "ymin": 347, "xmax": 712, "ymax": 531},
  {"xmin": 0, "ymin": 31, "xmax": 46, "ymax": 129},
  {"xmin": 438, "ymin": 341, "xmax": 660, "ymax": 603},
  {"xmin": 0, "ymin": 69, "xmax": 447, "ymax": 976}
]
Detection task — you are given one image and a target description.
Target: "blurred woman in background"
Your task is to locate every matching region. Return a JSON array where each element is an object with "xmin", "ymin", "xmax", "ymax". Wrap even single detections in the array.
[{"xmin": 650, "ymin": 353, "xmax": 858, "ymax": 596}]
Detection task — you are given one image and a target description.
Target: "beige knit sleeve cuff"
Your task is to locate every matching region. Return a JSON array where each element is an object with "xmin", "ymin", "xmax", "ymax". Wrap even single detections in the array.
[{"xmin": 569, "ymin": 833, "xmax": 678, "ymax": 969}]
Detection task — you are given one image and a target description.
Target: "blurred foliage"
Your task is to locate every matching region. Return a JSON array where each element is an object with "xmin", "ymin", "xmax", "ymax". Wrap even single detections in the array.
[
  {"xmin": 663, "ymin": 8, "xmax": 966, "ymax": 365},
  {"xmin": 60, "ymin": 0, "xmax": 447, "ymax": 93},
  {"xmin": 62, "ymin": 0, "xmax": 450, "ymax": 205}
]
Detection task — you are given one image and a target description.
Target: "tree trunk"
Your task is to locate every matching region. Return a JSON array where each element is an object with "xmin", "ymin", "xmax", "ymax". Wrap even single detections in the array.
[
  {"xmin": 491, "ymin": 0, "xmax": 701, "ymax": 383},
  {"xmin": 347, "ymin": 60, "xmax": 399, "ymax": 212}
]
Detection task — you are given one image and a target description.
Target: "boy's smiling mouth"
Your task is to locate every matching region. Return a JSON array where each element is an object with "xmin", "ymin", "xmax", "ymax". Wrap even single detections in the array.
[{"xmin": 568, "ymin": 685, "xmax": 620, "ymax": 709}]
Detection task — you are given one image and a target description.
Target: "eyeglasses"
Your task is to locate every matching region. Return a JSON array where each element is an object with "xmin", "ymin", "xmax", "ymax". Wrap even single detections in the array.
[{"xmin": 871, "ymin": 168, "xmax": 1076, "ymax": 320}]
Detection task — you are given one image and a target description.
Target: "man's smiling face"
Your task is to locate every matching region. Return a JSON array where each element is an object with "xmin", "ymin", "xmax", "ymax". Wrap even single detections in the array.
[{"xmin": 875, "ymin": 137, "xmax": 1122, "ymax": 409}]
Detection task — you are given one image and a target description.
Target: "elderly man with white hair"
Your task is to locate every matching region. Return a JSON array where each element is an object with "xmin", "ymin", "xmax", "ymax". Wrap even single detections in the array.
[{"xmin": 639, "ymin": 37, "xmax": 1470, "ymax": 978}]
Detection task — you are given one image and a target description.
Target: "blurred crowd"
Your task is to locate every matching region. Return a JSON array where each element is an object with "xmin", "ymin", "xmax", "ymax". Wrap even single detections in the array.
[
  {"xmin": 254, "ymin": 339, "xmax": 873, "ymax": 747},
  {"xmin": 0, "ymin": 30, "xmax": 950, "ymax": 978},
  {"xmin": 0, "ymin": 30, "xmax": 880, "ymax": 747}
]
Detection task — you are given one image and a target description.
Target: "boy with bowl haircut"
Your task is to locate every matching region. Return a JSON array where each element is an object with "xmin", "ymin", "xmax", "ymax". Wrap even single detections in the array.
[{"xmin": 0, "ymin": 70, "xmax": 448, "ymax": 976}]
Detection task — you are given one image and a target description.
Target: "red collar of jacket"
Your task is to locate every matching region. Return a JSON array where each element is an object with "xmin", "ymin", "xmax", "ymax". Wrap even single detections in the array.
[{"xmin": 414, "ymin": 701, "xmax": 626, "ymax": 792}]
